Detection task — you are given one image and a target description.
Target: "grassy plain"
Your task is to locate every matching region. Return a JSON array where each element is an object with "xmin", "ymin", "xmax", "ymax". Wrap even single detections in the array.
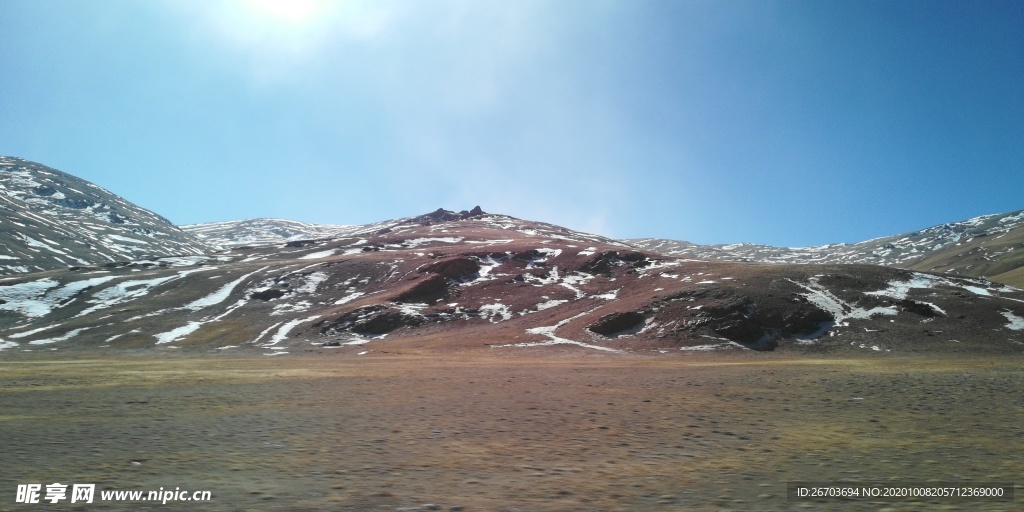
[{"xmin": 1, "ymin": 351, "xmax": 1021, "ymax": 511}]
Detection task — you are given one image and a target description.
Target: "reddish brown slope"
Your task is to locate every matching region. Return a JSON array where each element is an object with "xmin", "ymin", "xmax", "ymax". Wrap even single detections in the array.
[{"xmin": 2, "ymin": 211, "xmax": 1023, "ymax": 356}]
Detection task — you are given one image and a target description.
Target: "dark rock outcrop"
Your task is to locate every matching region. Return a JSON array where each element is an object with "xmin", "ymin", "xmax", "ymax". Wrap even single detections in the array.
[
  {"xmin": 900, "ymin": 299, "xmax": 946, "ymax": 317},
  {"xmin": 320, "ymin": 306, "xmax": 425, "ymax": 335},
  {"xmin": 393, "ymin": 274, "xmax": 450, "ymax": 303},
  {"xmin": 357, "ymin": 311, "xmax": 424, "ymax": 334},
  {"xmin": 422, "ymin": 257, "xmax": 481, "ymax": 281},
  {"xmin": 251, "ymin": 289, "xmax": 287, "ymax": 301},
  {"xmin": 702, "ymin": 296, "xmax": 766, "ymax": 344},
  {"xmin": 650, "ymin": 286, "xmax": 840, "ymax": 350},
  {"xmin": 512, "ymin": 249, "xmax": 542, "ymax": 263},
  {"xmin": 588, "ymin": 311, "xmax": 646, "ymax": 336},
  {"xmin": 578, "ymin": 251, "xmax": 650, "ymax": 275},
  {"xmin": 415, "ymin": 206, "xmax": 488, "ymax": 224}
]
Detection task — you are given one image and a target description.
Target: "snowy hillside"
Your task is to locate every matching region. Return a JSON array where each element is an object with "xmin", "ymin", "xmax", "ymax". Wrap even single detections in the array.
[
  {"xmin": 2, "ymin": 157, "xmax": 1022, "ymax": 357},
  {"xmin": 630, "ymin": 209, "xmax": 1024, "ymax": 286},
  {"xmin": 0, "ymin": 157, "xmax": 211, "ymax": 275},
  {"xmin": 183, "ymin": 207, "xmax": 631, "ymax": 250},
  {"xmin": 181, "ymin": 218, "xmax": 361, "ymax": 248},
  {"xmin": 2, "ymin": 209, "xmax": 1022, "ymax": 356}
]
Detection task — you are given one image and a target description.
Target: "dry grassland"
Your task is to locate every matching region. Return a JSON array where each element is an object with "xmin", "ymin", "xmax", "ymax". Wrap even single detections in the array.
[{"xmin": 1, "ymin": 352, "xmax": 1021, "ymax": 511}]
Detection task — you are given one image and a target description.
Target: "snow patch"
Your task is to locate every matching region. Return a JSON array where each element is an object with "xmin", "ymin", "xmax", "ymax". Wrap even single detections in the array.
[
  {"xmin": 679, "ymin": 342, "xmax": 746, "ymax": 351},
  {"xmin": 536, "ymin": 298, "xmax": 567, "ymax": 311},
  {"xmin": 1002, "ymin": 311, "xmax": 1024, "ymax": 331},
  {"xmin": 334, "ymin": 292, "xmax": 365, "ymax": 305},
  {"xmin": 469, "ymin": 239, "xmax": 514, "ymax": 246},
  {"xmin": 296, "ymin": 271, "xmax": 329, "ymax": 294},
  {"xmin": 184, "ymin": 268, "xmax": 264, "ymax": 311},
  {"xmin": 79, "ymin": 268, "xmax": 212, "ymax": 316},
  {"xmin": 9, "ymin": 325, "xmax": 57, "ymax": 339},
  {"xmin": 495, "ymin": 307, "xmax": 623, "ymax": 353},
  {"xmin": 272, "ymin": 300, "xmax": 313, "ymax": 316},
  {"xmin": 866, "ymin": 273, "xmax": 943, "ymax": 300},
  {"xmin": 534, "ymin": 247, "xmax": 562, "ymax": 260},
  {"xmin": 479, "ymin": 303, "xmax": 512, "ymax": 323},
  {"xmin": 154, "ymin": 322, "xmax": 203, "ymax": 344},
  {"xmin": 265, "ymin": 315, "xmax": 321, "ymax": 346},
  {"xmin": 29, "ymin": 328, "xmax": 89, "ymax": 345},
  {"xmin": 961, "ymin": 285, "xmax": 991, "ymax": 296},
  {"xmin": 460, "ymin": 254, "xmax": 505, "ymax": 286},
  {"xmin": 404, "ymin": 237, "xmax": 463, "ymax": 247},
  {"xmin": 867, "ymin": 272, "xmax": 1000, "ymax": 300},
  {"xmin": 250, "ymin": 322, "xmax": 282, "ymax": 345},
  {"xmin": 0, "ymin": 275, "xmax": 117, "ymax": 318},
  {"xmin": 107, "ymin": 234, "xmax": 147, "ymax": 244},
  {"xmin": 157, "ymin": 256, "xmax": 210, "ymax": 267},
  {"xmin": 300, "ymin": 249, "xmax": 337, "ymax": 260},
  {"xmin": 789, "ymin": 278, "xmax": 898, "ymax": 327}
]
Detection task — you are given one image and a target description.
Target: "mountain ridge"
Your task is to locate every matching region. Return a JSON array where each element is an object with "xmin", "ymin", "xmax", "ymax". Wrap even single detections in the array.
[
  {"xmin": 0, "ymin": 156, "xmax": 212, "ymax": 276},
  {"xmin": 1, "ymin": 157, "xmax": 1022, "ymax": 356},
  {"xmin": 181, "ymin": 207, "xmax": 493, "ymax": 249},
  {"xmin": 628, "ymin": 209, "xmax": 1024, "ymax": 287}
]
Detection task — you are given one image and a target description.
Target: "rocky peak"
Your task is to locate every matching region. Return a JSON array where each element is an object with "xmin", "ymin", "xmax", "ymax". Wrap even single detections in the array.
[{"xmin": 416, "ymin": 206, "xmax": 488, "ymax": 223}]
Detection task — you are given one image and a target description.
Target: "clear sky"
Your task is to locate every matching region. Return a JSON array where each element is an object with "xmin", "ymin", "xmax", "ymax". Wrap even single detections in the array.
[{"xmin": 1, "ymin": 0, "xmax": 1021, "ymax": 247}]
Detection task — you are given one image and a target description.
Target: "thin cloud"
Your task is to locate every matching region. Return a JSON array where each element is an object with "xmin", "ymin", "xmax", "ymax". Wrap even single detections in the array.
[{"xmin": 168, "ymin": 0, "xmax": 399, "ymax": 86}]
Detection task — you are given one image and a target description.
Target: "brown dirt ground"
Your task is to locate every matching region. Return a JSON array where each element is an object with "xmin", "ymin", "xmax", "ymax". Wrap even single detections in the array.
[{"xmin": 0, "ymin": 351, "xmax": 1021, "ymax": 511}]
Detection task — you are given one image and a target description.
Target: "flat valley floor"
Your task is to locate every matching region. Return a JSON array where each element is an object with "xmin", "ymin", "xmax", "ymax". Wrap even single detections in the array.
[{"xmin": 1, "ymin": 351, "xmax": 1021, "ymax": 511}]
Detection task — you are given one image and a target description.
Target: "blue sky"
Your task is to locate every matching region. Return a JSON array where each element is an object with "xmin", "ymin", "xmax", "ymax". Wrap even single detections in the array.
[{"xmin": 1, "ymin": 0, "xmax": 1021, "ymax": 246}]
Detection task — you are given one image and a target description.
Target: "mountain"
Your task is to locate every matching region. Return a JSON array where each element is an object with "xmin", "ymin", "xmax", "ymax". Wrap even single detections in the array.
[
  {"xmin": 903, "ymin": 214, "xmax": 1024, "ymax": 287},
  {"xmin": 1, "ymin": 157, "xmax": 1022, "ymax": 356},
  {"xmin": 2, "ymin": 204, "xmax": 1022, "ymax": 355},
  {"xmin": 628, "ymin": 209, "xmax": 1024, "ymax": 287},
  {"xmin": 0, "ymin": 156, "xmax": 212, "ymax": 275},
  {"xmin": 181, "ymin": 218, "xmax": 360, "ymax": 248},
  {"xmin": 181, "ymin": 206, "xmax": 545, "ymax": 249}
]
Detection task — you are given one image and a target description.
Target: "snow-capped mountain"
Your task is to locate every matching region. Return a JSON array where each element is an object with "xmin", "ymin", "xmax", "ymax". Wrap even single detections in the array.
[
  {"xmin": 1, "ymin": 157, "xmax": 1022, "ymax": 356},
  {"xmin": 183, "ymin": 207, "xmax": 631, "ymax": 250},
  {"xmin": 2, "ymin": 203, "xmax": 1022, "ymax": 356},
  {"xmin": 181, "ymin": 218, "xmax": 361, "ymax": 248},
  {"xmin": 0, "ymin": 157, "xmax": 211, "ymax": 275},
  {"xmin": 629, "ymin": 209, "xmax": 1024, "ymax": 287}
]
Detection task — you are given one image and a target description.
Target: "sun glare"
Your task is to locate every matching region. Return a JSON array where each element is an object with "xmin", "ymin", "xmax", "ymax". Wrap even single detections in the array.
[
  {"xmin": 193, "ymin": 0, "xmax": 391, "ymax": 82},
  {"xmin": 238, "ymin": 0, "xmax": 326, "ymax": 27}
]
